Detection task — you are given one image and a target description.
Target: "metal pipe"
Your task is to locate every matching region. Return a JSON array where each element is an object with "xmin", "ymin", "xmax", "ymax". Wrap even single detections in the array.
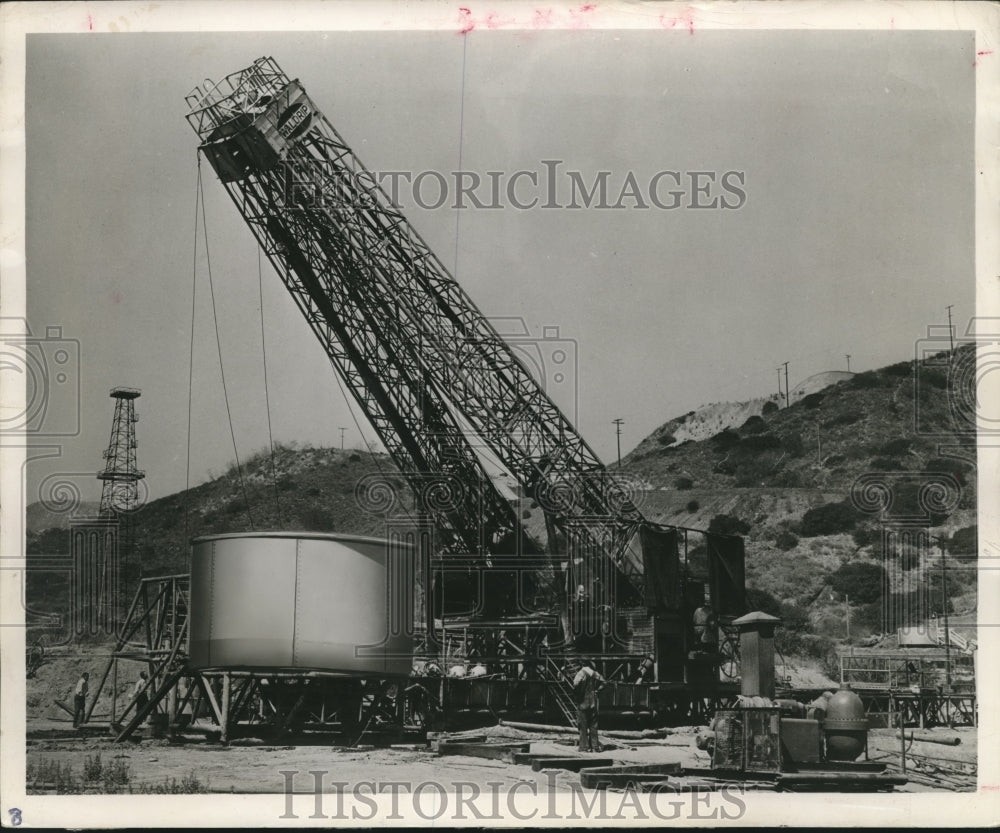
[{"xmin": 906, "ymin": 733, "xmax": 961, "ymax": 746}]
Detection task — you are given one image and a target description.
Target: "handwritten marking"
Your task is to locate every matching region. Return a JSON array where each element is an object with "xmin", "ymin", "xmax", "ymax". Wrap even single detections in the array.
[
  {"xmin": 8, "ymin": 808, "xmax": 22, "ymax": 826},
  {"xmin": 458, "ymin": 7, "xmax": 474, "ymax": 33}
]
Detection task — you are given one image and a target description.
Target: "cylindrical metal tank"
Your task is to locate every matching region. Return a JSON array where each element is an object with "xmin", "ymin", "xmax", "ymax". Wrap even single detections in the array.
[
  {"xmin": 189, "ymin": 532, "xmax": 412, "ymax": 676},
  {"xmin": 823, "ymin": 686, "xmax": 869, "ymax": 761}
]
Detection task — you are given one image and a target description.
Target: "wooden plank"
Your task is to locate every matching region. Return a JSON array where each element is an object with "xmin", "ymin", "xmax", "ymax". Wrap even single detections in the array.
[
  {"xmin": 436, "ymin": 741, "xmax": 530, "ymax": 762},
  {"xmin": 531, "ymin": 757, "xmax": 614, "ymax": 772},
  {"xmin": 579, "ymin": 763, "xmax": 683, "ymax": 790}
]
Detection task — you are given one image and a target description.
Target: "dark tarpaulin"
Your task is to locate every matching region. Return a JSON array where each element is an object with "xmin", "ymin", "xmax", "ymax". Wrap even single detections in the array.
[
  {"xmin": 706, "ymin": 533, "xmax": 747, "ymax": 616},
  {"xmin": 639, "ymin": 525, "xmax": 680, "ymax": 612}
]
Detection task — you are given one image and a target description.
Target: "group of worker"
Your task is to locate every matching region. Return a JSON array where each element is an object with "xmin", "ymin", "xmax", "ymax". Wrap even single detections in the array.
[{"xmin": 71, "ymin": 670, "xmax": 150, "ymax": 729}]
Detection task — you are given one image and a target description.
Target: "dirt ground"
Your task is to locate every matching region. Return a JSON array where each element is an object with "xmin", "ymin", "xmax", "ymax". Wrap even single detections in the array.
[
  {"xmin": 24, "ymin": 719, "xmax": 975, "ymax": 796},
  {"xmin": 26, "ymin": 723, "xmax": 709, "ymax": 793}
]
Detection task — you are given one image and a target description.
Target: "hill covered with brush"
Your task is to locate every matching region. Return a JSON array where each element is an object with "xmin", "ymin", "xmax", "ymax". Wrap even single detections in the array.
[{"xmin": 622, "ymin": 343, "xmax": 978, "ymax": 665}]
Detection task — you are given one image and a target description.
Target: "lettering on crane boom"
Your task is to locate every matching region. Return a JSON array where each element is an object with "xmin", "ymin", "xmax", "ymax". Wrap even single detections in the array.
[{"xmin": 277, "ymin": 102, "xmax": 312, "ymax": 141}]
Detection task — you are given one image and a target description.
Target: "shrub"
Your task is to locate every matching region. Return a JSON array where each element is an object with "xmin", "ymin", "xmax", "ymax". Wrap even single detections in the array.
[
  {"xmin": 775, "ymin": 530, "xmax": 799, "ymax": 551},
  {"xmin": 870, "ymin": 456, "xmax": 905, "ymax": 471},
  {"xmin": 850, "ymin": 371, "xmax": 882, "ymax": 389},
  {"xmin": 745, "ymin": 587, "xmax": 782, "ymax": 617},
  {"xmin": 823, "ymin": 412, "xmax": 860, "ymax": 428},
  {"xmin": 800, "ymin": 501, "xmax": 860, "ymax": 536},
  {"xmin": 918, "ymin": 367, "xmax": 949, "ymax": 389},
  {"xmin": 657, "ymin": 433, "xmax": 677, "ymax": 446},
  {"xmin": 884, "ymin": 360, "xmax": 914, "ymax": 378},
  {"xmin": 829, "ymin": 562, "xmax": 885, "ymax": 604},
  {"xmin": 949, "ymin": 525, "xmax": 977, "ymax": 555},
  {"xmin": 686, "ymin": 500, "xmax": 700, "ymax": 513},
  {"xmin": 852, "ymin": 524, "xmax": 878, "ymax": 547},
  {"xmin": 878, "ymin": 438, "xmax": 912, "ymax": 456},
  {"xmin": 771, "ymin": 470, "xmax": 801, "ymax": 487},
  {"xmin": 739, "ymin": 434, "xmax": 782, "ymax": 452},
  {"xmin": 348, "ymin": 453, "xmax": 362, "ymax": 463},
  {"xmin": 778, "ymin": 601, "xmax": 810, "ymax": 632},
  {"xmin": 926, "ymin": 456, "xmax": 971, "ymax": 485},
  {"xmin": 740, "ymin": 415, "xmax": 767, "ymax": 434},
  {"xmin": 83, "ymin": 754, "xmax": 103, "ymax": 782},
  {"xmin": 761, "ymin": 400, "xmax": 779, "ymax": 416},
  {"xmin": 782, "ymin": 432, "xmax": 805, "ymax": 457},
  {"xmin": 674, "ymin": 476, "xmax": 694, "ymax": 490},
  {"xmin": 102, "ymin": 757, "xmax": 132, "ymax": 793},
  {"xmin": 802, "ymin": 393, "xmax": 825, "ymax": 409},
  {"xmin": 708, "ymin": 513, "xmax": 751, "ymax": 536},
  {"xmin": 711, "ymin": 428, "xmax": 740, "ymax": 450}
]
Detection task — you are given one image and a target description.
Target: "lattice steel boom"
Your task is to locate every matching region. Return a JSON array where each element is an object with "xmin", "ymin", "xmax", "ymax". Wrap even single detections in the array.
[{"xmin": 184, "ymin": 57, "xmax": 646, "ymax": 598}]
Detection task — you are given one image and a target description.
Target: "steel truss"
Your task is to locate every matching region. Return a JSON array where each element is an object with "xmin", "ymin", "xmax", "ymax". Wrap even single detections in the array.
[{"xmin": 184, "ymin": 58, "xmax": 645, "ymax": 608}]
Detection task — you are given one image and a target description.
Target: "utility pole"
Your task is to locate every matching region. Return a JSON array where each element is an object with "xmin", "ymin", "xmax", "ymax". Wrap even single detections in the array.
[
  {"xmin": 782, "ymin": 361, "xmax": 790, "ymax": 408},
  {"xmin": 338, "ymin": 427, "xmax": 347, "ymax": 450},
  {"xmin": 845, "ymin": 354, "xmax": 851, "ymax": 372},
  {"xmin": 946, "ymin": 305, "xmax": 955, "ymax": 353},
  {"xmin": 940, "ymin": 537, "xmax": 951, "ymax": 690},
  {"xmin": 776, "ymin": 367, "xmax": 783, "ymax": 401},
  {"xmin": 612, "ymin": 418, "xmax": 624, "ymax": 469},
  {"xmin": 845, "ymin": 593, "xmax": 851, "ymax": 643}
]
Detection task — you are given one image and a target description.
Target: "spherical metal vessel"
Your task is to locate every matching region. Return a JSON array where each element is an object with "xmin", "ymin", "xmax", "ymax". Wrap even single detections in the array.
[
  {"xmin": 823, "ymin": 686, "xmax": 868, "ymax": 761},
  {"xmin": 189, "ymin": 532, "xmax": 413, "ymax": 676}
]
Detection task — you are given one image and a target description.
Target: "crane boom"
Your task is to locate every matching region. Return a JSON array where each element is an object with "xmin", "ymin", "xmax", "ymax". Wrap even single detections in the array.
[{"xmin": 185, "ymin": 57, "xmax": 645, "ymax": 602}]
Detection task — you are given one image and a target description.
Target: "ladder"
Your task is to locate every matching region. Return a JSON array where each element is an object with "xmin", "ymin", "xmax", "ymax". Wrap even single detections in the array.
[{"xmin": 546, "ymin": 656, "xmax": 579, "ymax": 727}]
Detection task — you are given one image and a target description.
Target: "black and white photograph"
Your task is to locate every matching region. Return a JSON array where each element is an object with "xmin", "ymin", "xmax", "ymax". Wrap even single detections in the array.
[{"xmin": 1, "ymin": 1, "xmax": 998, "ymax": 827}]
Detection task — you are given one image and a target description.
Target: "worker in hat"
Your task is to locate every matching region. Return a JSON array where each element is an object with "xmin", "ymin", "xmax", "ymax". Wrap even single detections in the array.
[
  {"xmin": 572, "ymin": 659, "xmax": 605, "ymax": 753},
  {"xmin": 73, "ymin": 672, "xmax": 89, "ymax": 728}
]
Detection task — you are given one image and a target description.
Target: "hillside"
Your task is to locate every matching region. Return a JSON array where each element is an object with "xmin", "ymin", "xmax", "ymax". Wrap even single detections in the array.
[
  {"xmin": 622, "ymin": 343, "xmax": 979, "ymax": 663},
  {"xmin": 25, "ymin": 443, "xmax": 416, "ymax": 629}
]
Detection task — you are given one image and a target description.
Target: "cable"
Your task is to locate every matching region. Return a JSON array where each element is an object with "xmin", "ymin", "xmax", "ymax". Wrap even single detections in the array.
[
  {"xmin": 258, "ymin": 247, "xmax": 283, "ymax": 526},
  {"xmin": 452, "ymin": 32, "xmax": 469, "ymax": 278},
  {"xmin": 198, "ymin": 169, "xmax": 255, "ymax": 530},
  {"xmin": 184, "ymin": 157, "xmax": 202, "ymax": 545}
]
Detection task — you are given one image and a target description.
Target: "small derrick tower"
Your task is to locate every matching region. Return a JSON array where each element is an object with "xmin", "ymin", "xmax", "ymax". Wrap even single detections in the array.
[{"xmin": 96, "ymin": 386, "xmax": 146, "ymax": 601}]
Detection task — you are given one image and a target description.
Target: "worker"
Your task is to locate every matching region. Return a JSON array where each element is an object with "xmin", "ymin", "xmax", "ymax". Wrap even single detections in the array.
[
  {"xmin": 692, "ymin": 599, "xmax": 718, "ymax": 652},
  {"xmin": 634, "ymin": 655, "xmax": 655, "ymax": 684},
  {"xmin": 73, "ymin": 672, "xmax": 89, "ymax": 728},
  {"xmin": 133, "ymin": 671, "xmax": 150, "ymax": 717},
  {"xmin": 469, "ymin": 662, "xmax": 488, "ymax": 678},
  {"xmin": 572, "ymin": 659, "xmax": 605, "ymax": 753},
  {"xmin": 448, "ymin": 664, "xmax": 467, "ymax": 678}
]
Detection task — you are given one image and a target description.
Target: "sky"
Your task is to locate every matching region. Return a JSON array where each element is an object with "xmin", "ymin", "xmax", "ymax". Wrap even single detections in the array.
[{"xmin": 23, "ymin": 28, "xmax": 975, "ymax": 505}]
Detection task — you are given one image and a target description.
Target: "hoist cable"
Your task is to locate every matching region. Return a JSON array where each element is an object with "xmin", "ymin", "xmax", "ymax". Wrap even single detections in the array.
[
  {"xmin": 197, "ymin": 165, "xmax": 255, "ymax": 530},
  {"xmin": 258, "ymin": 247, "xmax": 283, "ymax": 526}
]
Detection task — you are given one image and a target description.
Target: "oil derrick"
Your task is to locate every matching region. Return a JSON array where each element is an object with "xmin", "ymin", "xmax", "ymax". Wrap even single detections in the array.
[{"xmin": 94, "ymin": 386, "xmax": 145, "ymax": 624}]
